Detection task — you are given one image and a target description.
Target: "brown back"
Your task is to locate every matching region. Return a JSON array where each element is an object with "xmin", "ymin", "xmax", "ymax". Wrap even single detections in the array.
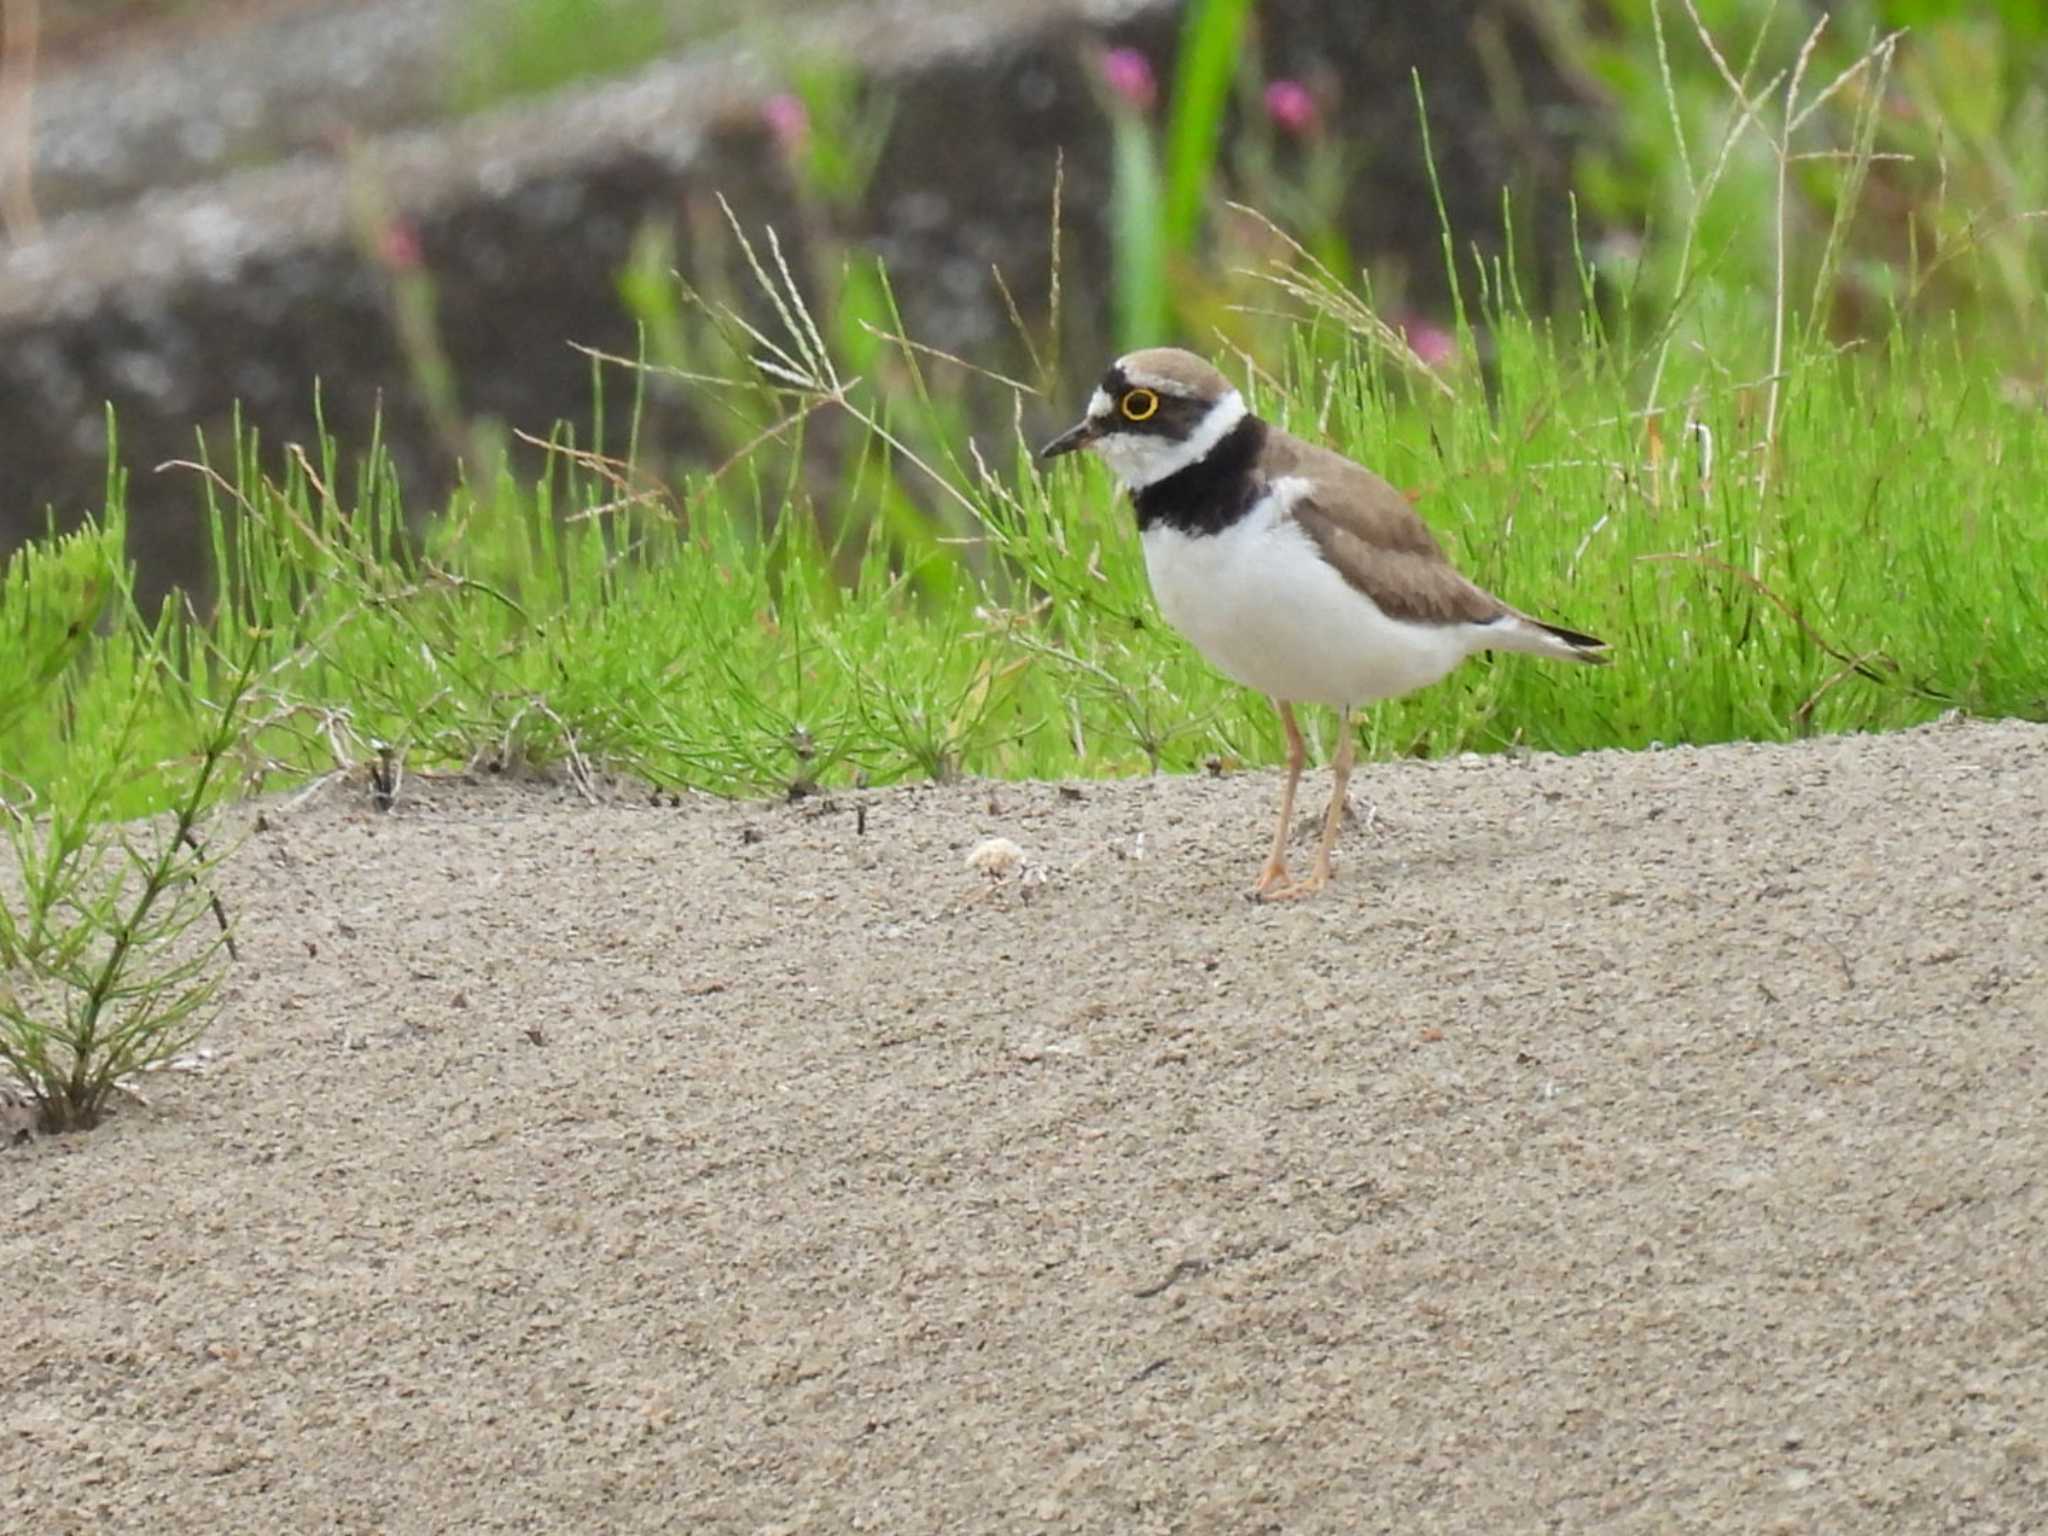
[{"xmin": 1265, "ymin": 431, "xmax": 1508, "ymax": 628}]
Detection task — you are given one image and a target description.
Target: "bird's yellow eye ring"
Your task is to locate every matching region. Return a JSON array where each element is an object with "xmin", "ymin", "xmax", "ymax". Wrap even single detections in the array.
[{"xmin": 1120, "ymin": 388, "xmax": 1160, "ymax": 422}]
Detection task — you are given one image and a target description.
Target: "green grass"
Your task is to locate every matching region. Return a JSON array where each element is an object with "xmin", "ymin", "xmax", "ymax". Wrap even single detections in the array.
[
  {"xmin": 5, "ymin": 0, "xmax": 2048, "ymax": 819},
  {"xmin": 2, "ymin": 281, "xmax": 2042, "ymax": 823}
]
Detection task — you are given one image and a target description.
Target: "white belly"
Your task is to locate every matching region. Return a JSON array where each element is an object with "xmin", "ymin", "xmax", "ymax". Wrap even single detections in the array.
[{"xmin": 1141, "ymin": 496, "xmax": 1473, "ymax": 707}]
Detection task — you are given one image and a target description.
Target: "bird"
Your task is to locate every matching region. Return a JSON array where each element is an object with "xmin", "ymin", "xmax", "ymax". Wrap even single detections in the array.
[{"xmin": 1039, "ymin": 347, "xmax": 1609, "ymax": 900}]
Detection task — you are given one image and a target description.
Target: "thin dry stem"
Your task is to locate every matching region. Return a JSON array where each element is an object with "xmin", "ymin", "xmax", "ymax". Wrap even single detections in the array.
[
  {"xmin": 1789, "ymin": 28, "xmax": 1907, "ymax": 135},
  {"xmin": 1761, "ymin": 15, "xmax": 1832, "ymax": 493},
  {"xmin": 1645, "ymin": 1, "xmax": 1783, "ymax": 421},
  {"xmin": 768, "ymin": 222, "xmax": 834, "ymax": 387},
  {"xmin": 1226, "ymin": 204, "xmax": 1457, "ymax": 399},
  {"xmin": 1637, "ymin": 550, "xmax": 1910, "ymax": 691},
  {"xmin": 855, "ymin": 323, "xmax": 1039, "ymax": 394},
  {"xmin": 1651, "ymin": 0, "xmax": 1696, "ymax": 203},
  {"xmin": 1909, "ymin": 208, "xmax": 2048, "ymax": 301},
  {"xmin": 712, "ymin": 197, "xmax": 820, "ymax": 388},
  {"xmin": 509, "ymin": 427, "xmax": 680, "ymax": 525},
  {"xmin": 1046, "ymin": 149, "xmax": 1064, "ymax": 388},
  {"xmin": 989, "ymin": 263, "xmax": 1045, "ymax": 391},
  {"xmin": 0, "ymin": 0, "xmax": 39, "ymax": 243},
  {"xmin": 1804, "ymin": 36, "xmax": 1899, "ymax": 349},
  {"xmin": 1677, "ymin": 0, "xmax": 1760, "ymax": 102},
  {"xmin": 568, "ymin": 341, "xmax": 813, "ymax": 396}
]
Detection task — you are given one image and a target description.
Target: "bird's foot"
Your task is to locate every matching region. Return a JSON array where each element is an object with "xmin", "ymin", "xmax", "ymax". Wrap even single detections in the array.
[
  {"xmin": 1251, "ymin": 858, "xmax": 1296, "ymax": 900},
  {"xmin": 1264, "ymin": 872, "xmax": 1330, "ymax": 902},
  {"xmin": 1252, "ymin": 861, "xmax": 1331, "ymax": 902}
]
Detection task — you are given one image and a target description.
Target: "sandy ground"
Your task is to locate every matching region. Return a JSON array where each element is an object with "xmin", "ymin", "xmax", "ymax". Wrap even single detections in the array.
[{"xmin": 5, "ymin": 718, "xmax": 2046, "ymax": 1533}]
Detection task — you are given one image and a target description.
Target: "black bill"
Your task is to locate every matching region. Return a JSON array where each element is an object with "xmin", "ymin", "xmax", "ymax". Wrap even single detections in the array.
[{"xmin": 1038, "ymin": 417, "xmax": 1101, "ymax": 459}]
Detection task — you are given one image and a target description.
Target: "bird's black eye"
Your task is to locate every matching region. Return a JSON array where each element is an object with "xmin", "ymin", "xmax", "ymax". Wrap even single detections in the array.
[{"xmin": 1120, "ymin": 388, "xmax": 1160, "ymax": 422}]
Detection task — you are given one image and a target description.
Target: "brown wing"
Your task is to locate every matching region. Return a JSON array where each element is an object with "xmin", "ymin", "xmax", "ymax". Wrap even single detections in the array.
[{"xmin": 1265, "ymin": 431, "xmax": 1508, "ymax": 628}]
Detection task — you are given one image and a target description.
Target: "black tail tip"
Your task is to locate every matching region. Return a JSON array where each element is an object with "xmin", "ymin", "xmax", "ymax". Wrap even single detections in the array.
[{"xmin": 1541, "ymin": 620, "xmax": 1612, "ymax": 663}]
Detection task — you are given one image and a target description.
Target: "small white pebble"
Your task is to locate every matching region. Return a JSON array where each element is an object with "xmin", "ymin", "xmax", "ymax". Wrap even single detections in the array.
[{"xmin": 965, "ymin": 837, "xmax": 1026, "ymax": 877}]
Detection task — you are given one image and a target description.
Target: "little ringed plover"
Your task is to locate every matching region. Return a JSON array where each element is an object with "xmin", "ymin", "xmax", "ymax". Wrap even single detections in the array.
[{"xmin": 1041, "ymin": 347, "xmax": 1609, "ymax": 900}]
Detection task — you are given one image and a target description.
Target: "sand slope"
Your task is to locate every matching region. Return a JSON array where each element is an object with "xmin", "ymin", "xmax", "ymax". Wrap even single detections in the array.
[{"xmin": 6, "ymin": 719, "xmax": 2046, "ymax": 1532}]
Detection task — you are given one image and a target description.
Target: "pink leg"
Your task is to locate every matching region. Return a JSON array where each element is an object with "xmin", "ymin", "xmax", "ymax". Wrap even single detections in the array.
[
  {"xmin": 1252, "ymin": 701, "xmax": 1306, "ymax": 898},
  {"xmin": 1268, "ymin": 707, "xmax": 1355, "ymax": 900}
]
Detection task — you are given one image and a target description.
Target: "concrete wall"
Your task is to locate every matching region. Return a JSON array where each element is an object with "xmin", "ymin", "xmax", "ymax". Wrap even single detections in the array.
[{"xmin": 0, "ymin": 0, "xmax": 1591, "ymax": 598}]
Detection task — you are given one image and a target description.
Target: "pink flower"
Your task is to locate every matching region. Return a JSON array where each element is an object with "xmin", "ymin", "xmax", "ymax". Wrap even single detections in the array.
[
  {"xmin": 1264, "ymin": 79, "xmax": 1318, "ymax": 137},
  {"xmin": 761, "ymin": 93, "xmax": 810, "ymax": 155},
  {"xmin": 1101, "ymin": 48, "xmax": 1157, "ymax": 113},
  {"xmin": 1394, "ymin": 311, "xmax": 1456, "ymax": 370},
  {"xmin": 376, "ymin": 220, "xmax": 423, "ymax": 273}
]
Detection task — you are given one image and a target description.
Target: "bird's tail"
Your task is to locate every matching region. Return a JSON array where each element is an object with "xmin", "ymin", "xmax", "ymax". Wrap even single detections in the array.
[{"xmin": 1486, "ymin": 613, "xmax": 1612, "ymax": 665}]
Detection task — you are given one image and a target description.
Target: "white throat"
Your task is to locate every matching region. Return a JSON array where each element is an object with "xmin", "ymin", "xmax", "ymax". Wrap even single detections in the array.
[{"xmin": 1093, "ymin": 390, "xmax": 1248, "ymax": 490}]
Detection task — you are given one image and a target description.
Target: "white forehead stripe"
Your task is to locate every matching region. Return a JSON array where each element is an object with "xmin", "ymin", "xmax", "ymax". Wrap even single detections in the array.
[{"xmin": 1088, "ymin": 386, "xmax": 1113, "ymax": 418}]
